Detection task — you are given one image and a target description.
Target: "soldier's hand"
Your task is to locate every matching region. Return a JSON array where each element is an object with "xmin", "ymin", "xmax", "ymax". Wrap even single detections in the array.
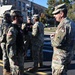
[
  {"xmin": 50, "ymin": 33, "xmax": 55, "ymax": 38},
  {"xmin": 21, "ymin": 23, "xmax": 26, "ymax": 30}
]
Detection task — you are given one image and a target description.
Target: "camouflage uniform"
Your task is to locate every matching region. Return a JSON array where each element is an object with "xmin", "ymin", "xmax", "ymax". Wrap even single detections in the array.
[
  {"xmin": 6, "ymin": 24, "xmax": 24, "ymax": 75},
  {"xmin": 51, "ymin": 3, "xmax": 75, "ymax": 75},
  {"xmin": 22, "ymin": 18, "xmax": 33, "ymax": 59},
  {"xmin": 0, "ymin": 13, "xmax": 11, "ymax": 75},
  {"xmin": 30, "ymin": 14, "xmax": 44, "ymax": 68},
  {"xmin": 6, "ymin": 10, "xmax": 24, "ymax": 75}
]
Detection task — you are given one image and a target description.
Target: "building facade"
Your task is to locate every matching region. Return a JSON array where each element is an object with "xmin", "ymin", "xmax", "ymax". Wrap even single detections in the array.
[{"xmin": 0, "ymin": 0, "xmax": 47, "ymax": 22}]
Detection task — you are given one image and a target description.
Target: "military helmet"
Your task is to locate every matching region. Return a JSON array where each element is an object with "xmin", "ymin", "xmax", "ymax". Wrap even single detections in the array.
[
  {"xmin": 3, "ymin": 12, "xmax": 11, "ymax": 19},
  {"xmin": 27, "ymin": 16, "xmax": 31, "ymax": 20},
  {"xmin": 32, "ymin": 14, "xmax": 39, "ymax": 19},
  {"xmin": 10, "ymin": 9, "xmax": 22, "ymax": 17}
]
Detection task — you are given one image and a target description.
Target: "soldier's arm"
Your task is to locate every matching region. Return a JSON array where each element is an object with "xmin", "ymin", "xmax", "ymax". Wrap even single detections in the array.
[
  {"xmin": 51, "ymin": 26, "xmax": 67, "ymax": 47},
  {"xmin": 6, "ymin": 27, "xmax": 16, "ymax": 45},
  {"xmin": 21, "ymin": 23, "xmax": 26, "ymax": 30}
]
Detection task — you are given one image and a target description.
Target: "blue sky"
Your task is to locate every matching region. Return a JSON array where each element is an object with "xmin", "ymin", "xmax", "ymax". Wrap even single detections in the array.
[{"xmin": 30, "ymin": 0, "xmax": 48, "ymax": 8}]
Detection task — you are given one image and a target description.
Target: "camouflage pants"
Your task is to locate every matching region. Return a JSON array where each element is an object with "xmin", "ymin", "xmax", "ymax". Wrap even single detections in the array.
[
  {"xmin": 6, "ymin": 43, "xmax": 24, "ymax": 75},
  {"xmin": 8, "ymin": 53, "xmax": 24, "ymax": 75},
  {"xmin": 52, "ymin": 66, "xmax": 67, "ymax": 75},
  {"xmin": 1, "ymin": 43, "xmax": 10, "ymax": 72},
  {"xmin": 24, "ymin": 35, "xmax": 32, "ymax": 58},
  {"xmin": 52, "ymin": 50, "xmax": 74, "ymax": 75},
  {"xmin": 32, "ymin": 45, "xmax": 43, "ymax": 67}
]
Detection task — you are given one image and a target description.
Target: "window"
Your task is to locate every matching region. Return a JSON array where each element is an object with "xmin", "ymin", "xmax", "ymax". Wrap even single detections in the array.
[
  {"xmin": 11, "ymin": 0, "xmax": 16, "ymax": 5},
  {"xmin": 3, "ymin": 0, "xmax": 8, "ymax": 5},
  {"xmin": 22, "ymin": 2, "xmax": 25, "ymax": 11},
  {"xmin": 18, "ymin": 1, "xmax": 21, "ymax": 10}
]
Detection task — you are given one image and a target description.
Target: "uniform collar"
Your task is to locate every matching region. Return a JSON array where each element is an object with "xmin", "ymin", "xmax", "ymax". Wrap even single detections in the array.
[{"xmin": 58, "ymin": 17, "xmax": 67, "ymax": 27}]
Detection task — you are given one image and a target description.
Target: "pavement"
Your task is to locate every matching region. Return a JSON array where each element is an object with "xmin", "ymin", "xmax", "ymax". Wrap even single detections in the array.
[{"xmin": 0, "ymin": 31, "xmax": 75, "ymax": 75}]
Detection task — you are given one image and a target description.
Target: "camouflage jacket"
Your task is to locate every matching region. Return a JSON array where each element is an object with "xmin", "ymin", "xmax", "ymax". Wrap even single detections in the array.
[
  {"xmin": 6, "ymin": 24, "xmax": 24, "ymax": 54},
  {"xmin": 30, "ymin": 21, "xmax": 44, "ymax": 47},
  {"xmin": 51, "ymin": 17, "xmax": 75, "ymax": 52}
]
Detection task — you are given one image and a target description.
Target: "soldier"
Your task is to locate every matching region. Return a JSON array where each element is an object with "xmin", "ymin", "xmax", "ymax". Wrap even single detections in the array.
[
  {"xmin": 29, "ymin": 14, "xmax": 44, "ymax": 71},
  {"xmin": 50, "ymin": 3, "xmax": 75, "ymax": 75},
  {"xmin": 6, "ymin": 10, "xmax": 24, "ymax": 75},
  {"xmin": 0, "ymin": 12, "xmax": 12, "ymax": 75},
  {"xmin": 22, "ymin": 17, "xmax": 33, "ymax": 60}
]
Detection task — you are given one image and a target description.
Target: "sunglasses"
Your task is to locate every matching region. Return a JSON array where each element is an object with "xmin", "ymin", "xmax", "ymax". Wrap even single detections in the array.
[{"xmin": 54, "ymin": 11, "xmax": 60, "ymax": 15}]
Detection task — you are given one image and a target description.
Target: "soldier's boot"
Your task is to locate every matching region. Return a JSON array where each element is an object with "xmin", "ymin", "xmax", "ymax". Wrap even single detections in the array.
[
  {"xmin": 3, "ymin": 69, "xmax": 12, "ymax": 75},
  {"xmin": 38, "ymin": 63, "xmax": 43, "ymax": 67}
]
